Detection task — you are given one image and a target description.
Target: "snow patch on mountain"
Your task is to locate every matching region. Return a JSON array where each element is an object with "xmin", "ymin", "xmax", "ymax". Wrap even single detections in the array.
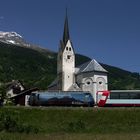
[
  {"xmin": 0, "ymin": 31, "xmax": 53, "ymax": 53},
  {"xmin": 7, "ymin": 40, "xmax": 16, "ymax": 44},
  {"xmin": 0, "ymin": 31, "xmax": 30, "ymax": 47},
  {"xmin": 0, "ymin": 31, "xmax": 22, "ymax": 38}
]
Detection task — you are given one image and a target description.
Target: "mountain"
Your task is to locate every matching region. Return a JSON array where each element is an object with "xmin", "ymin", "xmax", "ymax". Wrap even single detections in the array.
[
  {"xmin": 0, "ymin": 32, "xmax": 140, "ymax": 90},
  {"xmin": 0, "ymin": 31, "xmax": 29, "ymax": 46},
  {"xmin": 0, "ymin": 31, "xmax": 52, "ymax": 53}
]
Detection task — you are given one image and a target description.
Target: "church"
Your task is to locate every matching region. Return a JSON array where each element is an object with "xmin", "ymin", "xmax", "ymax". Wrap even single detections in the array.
[{"xmin": 48, "ymin": 14, "xmax": 108, "ymax": 102}]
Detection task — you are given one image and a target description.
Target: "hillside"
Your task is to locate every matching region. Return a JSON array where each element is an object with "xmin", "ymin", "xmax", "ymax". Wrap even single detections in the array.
[
  {"xmin": 0, "ymin": 42, "xmax": 58, "ymax": 89},
  {"xmin": 0, "ymin": 41, "xmax": 140, "ymax": 90},
  {"xmin": 102, "ymin": 64, "xmax": 140, "ymax": 89},
  {"xmin": 0, "ymin": 42, "xmax": 90, "ymax": 89}
]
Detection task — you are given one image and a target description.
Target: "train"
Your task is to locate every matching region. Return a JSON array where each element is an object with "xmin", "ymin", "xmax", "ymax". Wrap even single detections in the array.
[
  {"xmin": 97, "ymin": 90, "xmax": 140, "ymax": 107},
  {"xmin": 29, "ymin": 91, "xmax": 94, "ymax": 107},
  {"xmin": 28, "ymin": 90, "xmax": 140, "ymax": 107}
]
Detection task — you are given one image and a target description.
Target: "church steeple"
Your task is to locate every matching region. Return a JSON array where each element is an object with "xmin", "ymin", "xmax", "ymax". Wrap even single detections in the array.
[
  {"xmin": 63, "ymin": 9, "xmax": 70, "ymax": 46},
  {"xmin": 57, "ymin": 9, "xmax": 75, "ymax": 91}
]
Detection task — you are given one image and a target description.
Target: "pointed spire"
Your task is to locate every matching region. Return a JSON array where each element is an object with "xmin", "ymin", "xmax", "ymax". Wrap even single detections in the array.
[{"xmin": 63, "ymin": 8, "xmax": 70, "ymax": 45}]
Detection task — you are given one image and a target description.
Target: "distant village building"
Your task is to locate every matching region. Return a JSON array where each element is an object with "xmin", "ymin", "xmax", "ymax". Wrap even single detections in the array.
[
  {"xmin": 6, "ymin": 80, "xmax": 38, "ymax": 105},
  {"xmin": 6, "ymin": 80, "xmax": 25, "ymax": 98},
  {"xmin": 48, "ymin": 13, "xmax": 108, "ymax": 102}
]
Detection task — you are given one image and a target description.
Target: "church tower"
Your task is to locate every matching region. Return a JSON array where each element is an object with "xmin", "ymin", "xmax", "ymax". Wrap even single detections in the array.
[{"xmin": 57, "ymin": 13, "xmax": 75, "ymax": 91}]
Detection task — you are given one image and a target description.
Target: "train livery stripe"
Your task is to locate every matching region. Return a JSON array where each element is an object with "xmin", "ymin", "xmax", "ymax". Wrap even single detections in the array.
[{"xmin": 97, "ymin": 91, "xmax": 110, "ymax": 107}]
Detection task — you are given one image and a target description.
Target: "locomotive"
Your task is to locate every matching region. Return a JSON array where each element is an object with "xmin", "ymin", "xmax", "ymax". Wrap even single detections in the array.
[{"xmin": 29, "ymin": 91, "xmax": 94, "ymax": 107}]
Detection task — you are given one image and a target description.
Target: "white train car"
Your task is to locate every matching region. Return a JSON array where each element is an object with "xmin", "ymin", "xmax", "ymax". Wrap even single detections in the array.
[{"xmin": 97, "ymin": 90, "xmax": 140, "ymax": 107}]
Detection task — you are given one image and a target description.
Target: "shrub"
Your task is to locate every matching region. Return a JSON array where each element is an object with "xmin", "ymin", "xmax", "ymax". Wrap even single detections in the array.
[
  {"xmin": 67, "ymin": 119, "xmax": 86, "ymax": 132},
  {"xmin": 0, "ymin": 109, "xmax": 39, "ymax": 134}
]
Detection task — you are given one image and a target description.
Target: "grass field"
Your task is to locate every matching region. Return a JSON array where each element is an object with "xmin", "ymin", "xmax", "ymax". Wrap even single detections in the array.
[
  {"xmin": 0, "ymin": 107, "xmax": 140, "ymax": 140},
  {"xmin": 1, "ymin": 133, "xmax": 140, "ymax": 140}
]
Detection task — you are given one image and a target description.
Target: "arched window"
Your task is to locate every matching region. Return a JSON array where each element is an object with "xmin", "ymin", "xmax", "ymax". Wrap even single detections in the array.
[
  {"xmin": 96, "ymin": 77, "xmax": 106, "ymax": 91},
  {"xmin": 85, "ymin": 78, "xmax": 93, "ymax": 86}
]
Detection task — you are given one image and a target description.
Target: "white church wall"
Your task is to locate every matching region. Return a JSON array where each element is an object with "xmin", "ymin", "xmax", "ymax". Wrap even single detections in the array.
[
  {"xmin": 62, "ymin": 72, "xmax": 75, "ymax": 91},
  {"xmin": 94, "ymin": 72, "xmax": 108, "ymax": 92},
  {"xmin": 76, "ymin": 71, "xmax": 108, "ymax": 103},
  {"xmin": 61, "ymin": 40, "xmax": 75, "ymax": 91},
  {"xmin": 76, "ymin": 72, "xmax": 95, "ymax": 97}
]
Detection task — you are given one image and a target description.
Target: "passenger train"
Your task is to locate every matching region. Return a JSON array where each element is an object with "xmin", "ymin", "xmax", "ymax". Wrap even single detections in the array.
[{"xmin": 29, "ymin": 90, "xmax": 140, "ymax": 107}]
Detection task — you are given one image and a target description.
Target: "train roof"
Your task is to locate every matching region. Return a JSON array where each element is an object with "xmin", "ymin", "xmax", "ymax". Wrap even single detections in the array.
[
  {"xmin": 110, "ymin": 90, "xmax": 140, "ymax": 93},
  {"xmin": 32, "ymin": 91, "xmax": 91, "ymax": 95}
]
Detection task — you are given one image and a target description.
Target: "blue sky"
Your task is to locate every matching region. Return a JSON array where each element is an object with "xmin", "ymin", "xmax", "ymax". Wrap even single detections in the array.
[{"xmin": 0, "ymin": 0, "xmax": 140, "ymax": 72}]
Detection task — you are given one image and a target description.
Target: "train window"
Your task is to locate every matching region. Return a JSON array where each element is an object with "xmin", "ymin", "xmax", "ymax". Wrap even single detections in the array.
[
  {"xmin": 130, "ymin": 92, "xmax": 140, "ymax": 99},
  {"xmin": 136, "ymin": 93, "xmax": 140, "ymax": 99},
  {"xmin": 119, "ymin": 93, "xmax": 129, "ymax": 99},
  {"xmin": 110, "ymin": 91, "xmax": 140, "ymax": 99},
  {"xmin": 130, "ymin": 93, "xmax": 136, "ymax": 99},
  {"xmin": 110, "ymin": 93, "xmax": 120, "ymax": 99}
]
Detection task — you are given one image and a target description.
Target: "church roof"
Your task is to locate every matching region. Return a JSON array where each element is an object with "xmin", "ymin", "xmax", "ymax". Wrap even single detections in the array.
[
  {"xmin": 76, "ymin": 59, "xmax": 107, "ymax": 74},
  {"xmin": 68, "ymin": 83, "xmax": 82, "ymax": 91},
  {"xmin": 63, "ymin": 10, "xmax": 70, "ymax": 46}
]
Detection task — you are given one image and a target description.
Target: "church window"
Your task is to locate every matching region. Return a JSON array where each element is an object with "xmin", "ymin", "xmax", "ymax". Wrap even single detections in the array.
[
  {"xmin": 67, "ymin": 55, "xmax": 71, "ymax": 59},
  {"xmin": 69, "ymin": 48, "xmax": 71, "ymax": 51},
  {"xmin": 86, "ymin": 81, "xmax": 91, "ymax": 85},
  {"xmin": 66, "ymin": 47, "xmax": 68, "ymax": 51},
  {"xmin": 99, "ymin": 81, "xmax": 102, "ymax": 85},
  {"xmin": 85, "ymin": 78, "xmax": 93, "ymax": 86}
]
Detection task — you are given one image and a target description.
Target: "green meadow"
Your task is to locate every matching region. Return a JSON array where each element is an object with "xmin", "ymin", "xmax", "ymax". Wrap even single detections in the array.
[{"xmin": 0, "ymin": 107, "xmax": 140, "ymax": 140}]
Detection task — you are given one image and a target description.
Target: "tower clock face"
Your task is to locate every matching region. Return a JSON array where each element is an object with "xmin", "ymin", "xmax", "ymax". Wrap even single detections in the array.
[{"xmin": 64, "ymin": 51, "xmax": 74, "ymax": 63}]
